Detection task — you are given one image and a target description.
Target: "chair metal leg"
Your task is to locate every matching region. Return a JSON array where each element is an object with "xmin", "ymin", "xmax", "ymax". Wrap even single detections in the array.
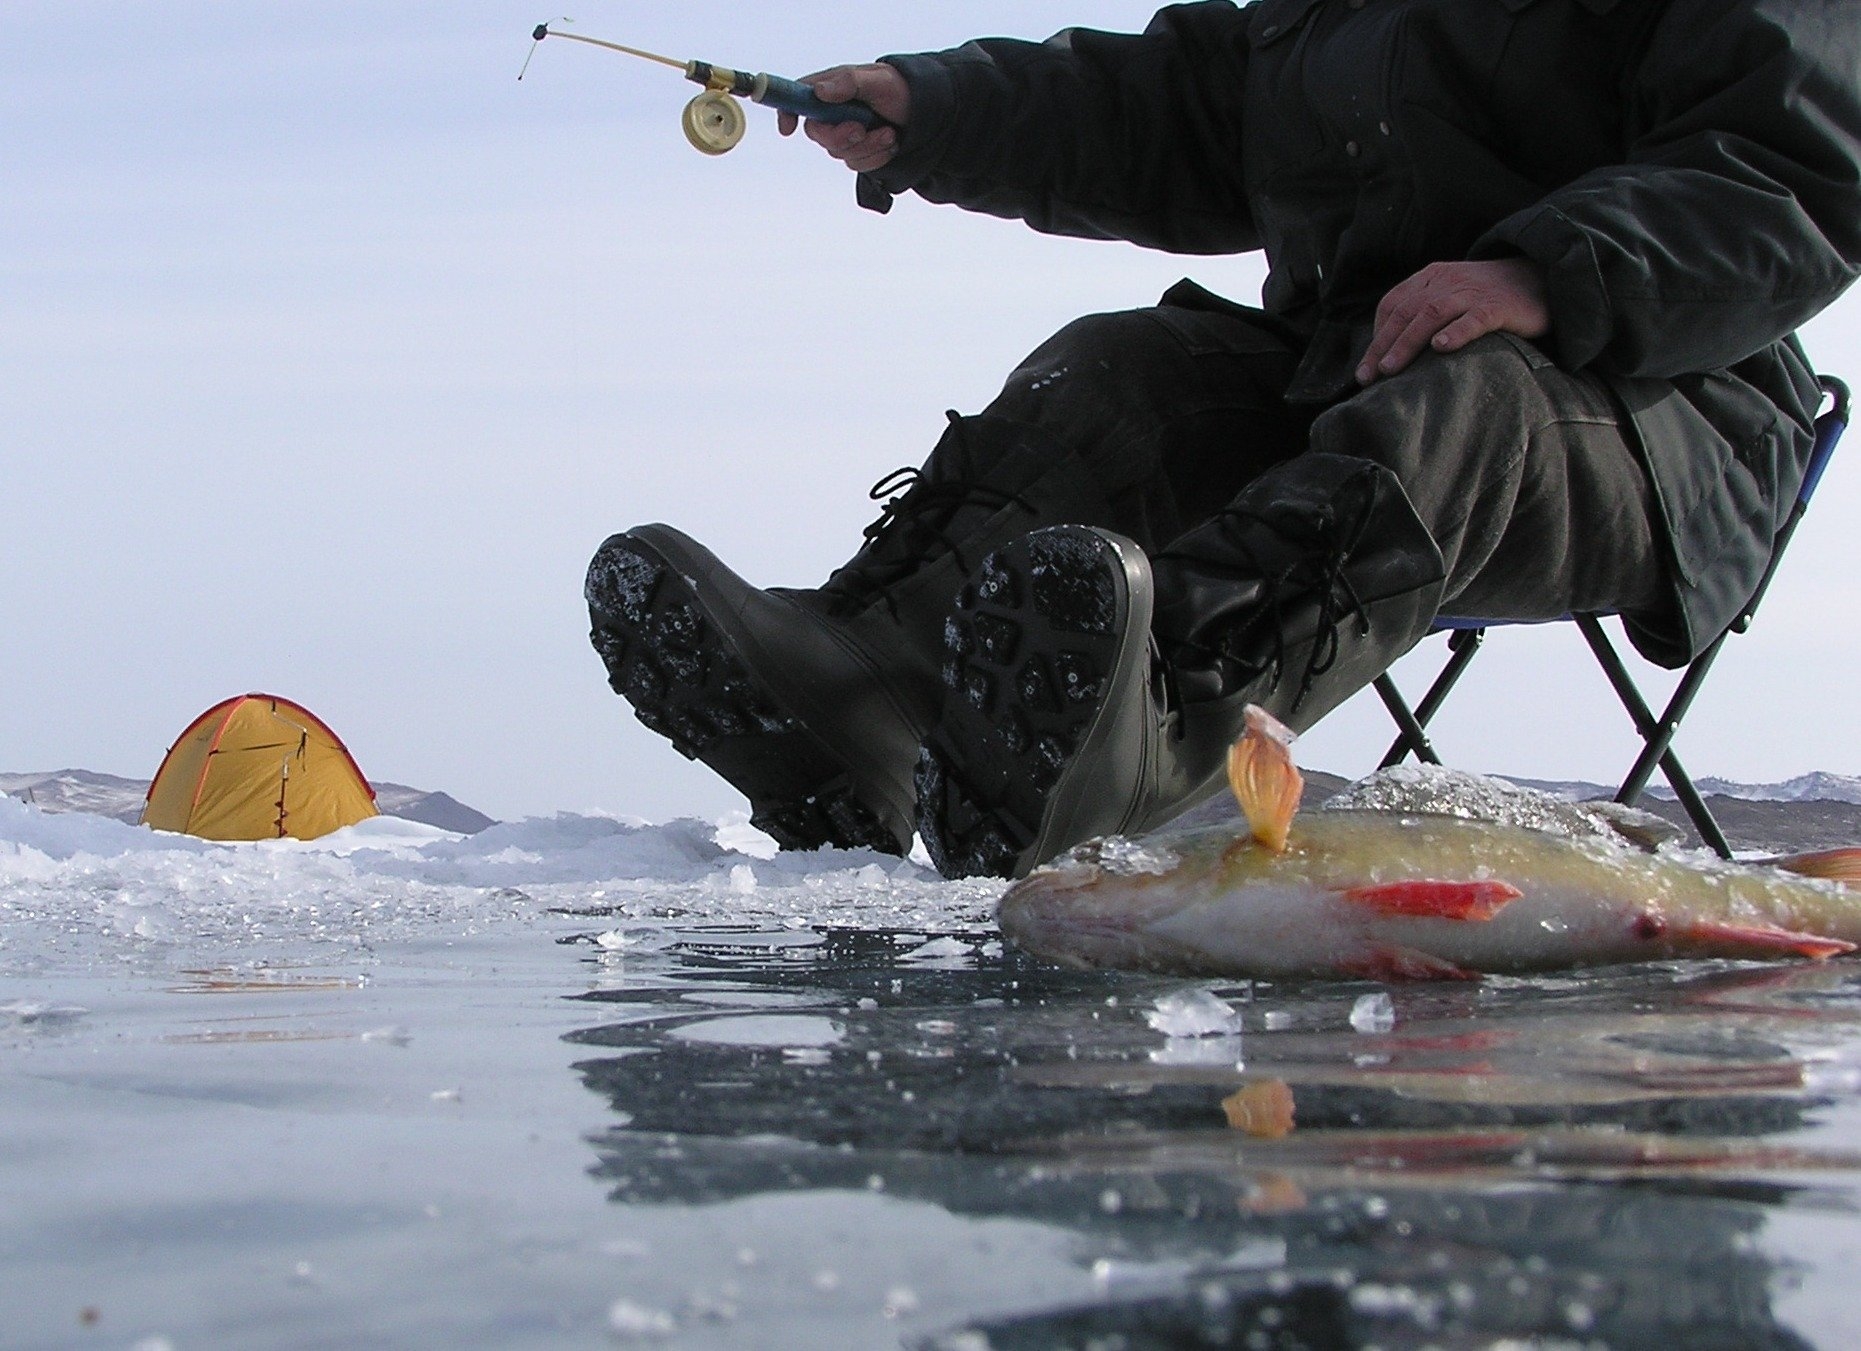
[
  {"xmin": 1375, "ymin": 628, "xmax": 1484, "ymax": 768},
  {"xmin": 1374, "ymin": 674, "xmax": 1441, "ymax": 767},
  {"xmin": 1575, "ymin": 615, "xmax": 1734, "ymax": 858}
]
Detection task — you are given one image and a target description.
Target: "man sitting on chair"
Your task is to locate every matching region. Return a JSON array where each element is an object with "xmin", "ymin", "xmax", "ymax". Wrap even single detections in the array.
[{"xmin": 586, "ymin": 0, "xmax": 1861, "ymax": 880}]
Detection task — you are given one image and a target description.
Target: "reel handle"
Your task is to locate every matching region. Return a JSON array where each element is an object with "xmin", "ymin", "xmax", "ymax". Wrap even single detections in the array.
[{"xmin": 753, "ymin": 74, "xmax": 887, "ymax": 130}]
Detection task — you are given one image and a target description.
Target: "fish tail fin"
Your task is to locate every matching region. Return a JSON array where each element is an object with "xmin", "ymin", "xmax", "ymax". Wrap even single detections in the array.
[
  {"xmin": 1768, "ymin": 847, "xmax": 1861, "ymax": 887},
  {"xmin": 1229, "ymin": 706, "xmax": 1304, "ymax": 853}
]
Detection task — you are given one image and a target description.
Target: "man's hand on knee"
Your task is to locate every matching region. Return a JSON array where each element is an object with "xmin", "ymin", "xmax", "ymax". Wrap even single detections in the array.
[
  {"xmin": 1357, "ymin": 258, "xmax": 1550, "ymax": 385},
  {"xmin": 776, "ymin": 64, "xmax": 910, "ymax": 174}
]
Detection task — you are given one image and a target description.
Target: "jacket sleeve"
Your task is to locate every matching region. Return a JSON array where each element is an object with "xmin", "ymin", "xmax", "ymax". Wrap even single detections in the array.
[
  {"xmin": 1472, "ymin": 0, "xmax": 1861, "ymax": 379},
  {"xmin": 860, "ymin": 2, "xmax": 1258, "ymax": 255}
]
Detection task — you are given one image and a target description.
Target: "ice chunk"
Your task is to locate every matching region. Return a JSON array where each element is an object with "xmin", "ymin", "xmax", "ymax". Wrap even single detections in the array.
[
  {"xmin": 1323, "ymin": 763, "xmax": 1680, "ymax": 849},
  {"xmin": 1097, "ymin": 835, "xmax": 1180, "ymax": 876},
  {"xmin": 1350, "ymin": 992, "xmax": 1397, "ymax": 1034},
  {"xmin": 1145, "ymin": 988, "xmax": 1243, "ymax": 1038},
  {"xmin": 607, "ymin": 1298, "xmax": 677, "ymax": 1340},
  {"xmin": 0, "ymin": 1000, "xmax": 88, "ymax": 1026}
]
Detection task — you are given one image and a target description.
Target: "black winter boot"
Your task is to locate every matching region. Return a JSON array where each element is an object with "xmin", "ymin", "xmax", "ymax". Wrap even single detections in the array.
[
  {"xmin": 586, "ymin": 415, "xmax": 1111, "ymax": 857},
  {"xmin": 587, "ymin": 525, "xmax": 925, "ymax": 854},
  {"xmin": 916, "ymin": 455, "xmax": 1447, "ymax": 879}
]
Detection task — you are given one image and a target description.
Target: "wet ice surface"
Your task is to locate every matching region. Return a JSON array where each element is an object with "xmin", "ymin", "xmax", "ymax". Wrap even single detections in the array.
[{"xmin": 6, "ymin": 797, "xmax": 1861, "ymax": 1347}]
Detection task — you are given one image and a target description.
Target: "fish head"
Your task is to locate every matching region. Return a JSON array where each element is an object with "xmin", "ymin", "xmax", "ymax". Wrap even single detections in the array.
[{"xmin": 997, "ymin": 828, "xmax": 1238, "ymax": 971}]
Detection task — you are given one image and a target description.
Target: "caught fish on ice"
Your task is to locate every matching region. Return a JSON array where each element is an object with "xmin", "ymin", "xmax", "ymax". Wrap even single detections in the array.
[{"xmin": 998, "ymin": 707, "xmax": 1861, "ymax": 981}]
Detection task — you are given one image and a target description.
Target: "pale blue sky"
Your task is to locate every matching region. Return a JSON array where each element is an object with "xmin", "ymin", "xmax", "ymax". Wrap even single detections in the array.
[{"xmin": 4, "ymin": 1, "xmax": 1858, "ymax": 822}]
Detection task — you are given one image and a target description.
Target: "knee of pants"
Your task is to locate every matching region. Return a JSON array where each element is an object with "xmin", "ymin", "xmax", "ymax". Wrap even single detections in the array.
[
  {"xmin": 985, "ymin": 309, "xmax": 1194, "ymax": 434},
  {"xmin": 1306, "ymin": 335, "xmax": 1551, "ymax": 495}
]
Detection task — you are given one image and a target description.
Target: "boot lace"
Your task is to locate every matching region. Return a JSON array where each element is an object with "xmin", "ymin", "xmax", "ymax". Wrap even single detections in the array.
[
  {"xmin": 1169, "ymin": 473, "xmax": 1378, "ymax": 712},
  {"xmin": 825, "ymin": 412, "xmax": 1036, "ymax": 618}
]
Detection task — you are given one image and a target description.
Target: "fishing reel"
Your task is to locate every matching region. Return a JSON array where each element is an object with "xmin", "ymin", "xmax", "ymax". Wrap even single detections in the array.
[{"xmin": 681, "ymin": 90, "xmax": 749, "ymax": 155}]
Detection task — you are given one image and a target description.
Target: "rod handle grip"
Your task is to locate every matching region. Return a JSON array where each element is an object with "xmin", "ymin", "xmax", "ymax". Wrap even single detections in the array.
[{"xmin": 754, "ymin": 74, "xmax": 885, "ymax": 129}]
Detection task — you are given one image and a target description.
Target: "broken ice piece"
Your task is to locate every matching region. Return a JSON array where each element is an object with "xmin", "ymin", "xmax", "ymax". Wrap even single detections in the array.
[
  {"xmin": 1, "ymin": 1001, "xmax": 88, "ymax": 1026},
  {"xmin": 1145, "ymin": 988, "xmax": 1243, "ymax": 1038},
  {"xmin": 1349, "ymin": 992, "xmax": 1397, "ymax": 1034},
  {"xmin": 607, "ymin": 1298, "xmax": 677, "ymax": 1340}
]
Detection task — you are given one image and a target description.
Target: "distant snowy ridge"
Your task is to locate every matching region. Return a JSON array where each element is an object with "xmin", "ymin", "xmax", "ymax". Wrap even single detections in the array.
[
  {"xmin": 0, "ymin": 768, "xmax": 496, "ymax": 833},
  {"xmin": 1508, "ymin": 772, "xmax": 1861, "ymax": 806},
  {"xmin": 1687, "ymin": 771, "xmax": 1861, "ymax": 804}
]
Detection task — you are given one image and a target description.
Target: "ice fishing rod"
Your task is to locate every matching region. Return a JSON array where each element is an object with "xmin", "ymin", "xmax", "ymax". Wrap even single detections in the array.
[{"xmin": 520, "ymin": 23, "xmax": 886, "ymax": 156}]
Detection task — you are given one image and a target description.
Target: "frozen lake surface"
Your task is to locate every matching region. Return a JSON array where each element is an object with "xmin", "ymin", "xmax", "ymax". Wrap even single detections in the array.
[{"xmin": 5, "ymin": 796, "xmax": 1861, "ymax": 1348}]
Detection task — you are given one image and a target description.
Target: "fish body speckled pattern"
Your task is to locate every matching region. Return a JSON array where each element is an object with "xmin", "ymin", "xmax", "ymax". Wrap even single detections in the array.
[{"xmin": 998, "ymin": 807, "xmax": 1861, "ymax": 981}]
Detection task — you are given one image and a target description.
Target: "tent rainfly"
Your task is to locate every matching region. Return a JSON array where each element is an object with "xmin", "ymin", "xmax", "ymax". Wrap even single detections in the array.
[{"xmin": 142, "ymin": 693, "xmax": 378, "ymax": 841}]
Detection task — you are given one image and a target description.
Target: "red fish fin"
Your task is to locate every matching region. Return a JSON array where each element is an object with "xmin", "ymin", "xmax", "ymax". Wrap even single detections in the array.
[
  {"xmin": 1228, "ymin": 706, "xmax": 1304, "ymax": 853},
  {"xmin": 1339, "ymin": 879, "xmax": 1523, "ymax": 921},
  {"xmin": 1769, "ymin": 848, "xmax": 1861, "ymax": 887},
  {"xmin": 1679, "ymin": 919, "xmax": 1856, "ymax": 962},
  {"xmin": 1337, "ymin": 945, "xmax": 1481, "ymax": 982}
]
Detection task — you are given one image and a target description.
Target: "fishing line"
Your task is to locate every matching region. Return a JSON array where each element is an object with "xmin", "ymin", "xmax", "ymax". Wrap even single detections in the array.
[{"xmin": 518, "ymin": 20, "xmax": 885, "ymax": 155}]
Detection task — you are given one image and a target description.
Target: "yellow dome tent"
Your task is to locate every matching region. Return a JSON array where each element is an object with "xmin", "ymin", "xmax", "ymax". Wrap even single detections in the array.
[{"xmin": 142, "ymin": 693, "xmax": 378, "ymax": 841}]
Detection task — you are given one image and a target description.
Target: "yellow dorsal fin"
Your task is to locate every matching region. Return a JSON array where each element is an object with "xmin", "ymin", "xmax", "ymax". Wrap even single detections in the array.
[{"xmin": 1228, "ymin": 705, "xmax": 1304, "ymax": 852}]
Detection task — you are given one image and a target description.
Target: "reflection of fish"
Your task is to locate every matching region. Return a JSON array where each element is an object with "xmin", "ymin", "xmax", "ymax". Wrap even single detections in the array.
[{"xmin": 999, "ymin": 708, "xmax": 1861, "ymax": 980}]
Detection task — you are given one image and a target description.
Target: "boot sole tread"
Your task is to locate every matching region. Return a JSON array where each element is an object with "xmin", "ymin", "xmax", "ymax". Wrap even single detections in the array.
[
  {"xmin": 917, "ymin": 530, "xmax": 1128, "ymax": 879},
  {"xmin": 587, "ymin": 535, "xmax": 910, "ymax": 857}
]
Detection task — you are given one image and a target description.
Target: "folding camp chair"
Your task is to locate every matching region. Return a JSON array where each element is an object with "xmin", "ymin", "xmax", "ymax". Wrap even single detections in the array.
[{"xmin": 1372, "ymin": 373, "xmax": 1850, "ymax": 858}]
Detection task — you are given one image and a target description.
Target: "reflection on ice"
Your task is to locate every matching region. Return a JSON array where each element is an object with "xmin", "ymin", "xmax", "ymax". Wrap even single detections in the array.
[{"xmin": 568, "ymin": 929, "xmax": 1861, "ymax": 1347}]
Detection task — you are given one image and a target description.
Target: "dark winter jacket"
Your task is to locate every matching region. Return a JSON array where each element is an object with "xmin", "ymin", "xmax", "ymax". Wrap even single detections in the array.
[{"xmin": 863, "ymin": 0, "xmax": 1861, "ymax": 665}]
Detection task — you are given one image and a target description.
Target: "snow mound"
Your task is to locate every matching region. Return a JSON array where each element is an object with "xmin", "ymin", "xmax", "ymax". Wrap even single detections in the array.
[{"xmin": 0, "ymin": 796, "xmax": 996, "ymax": 970}]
